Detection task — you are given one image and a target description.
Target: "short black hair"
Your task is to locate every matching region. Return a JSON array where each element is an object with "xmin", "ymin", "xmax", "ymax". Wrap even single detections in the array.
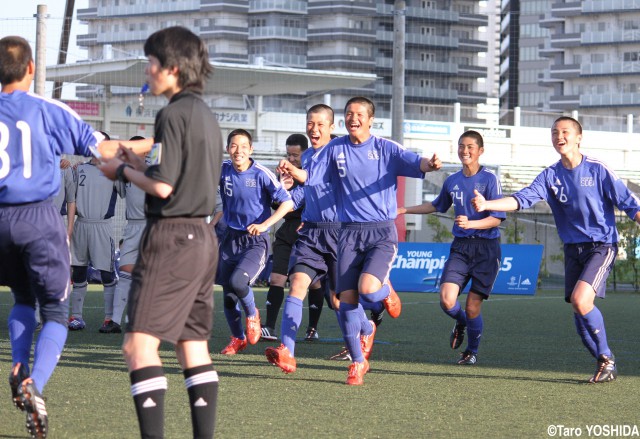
[
  {"xmin": 129, "ymin": 135, "xmax": 145, "ymax": 141},
  {"xmin": 307, "ymin": 104, "xmax": 335, "ymax": 124},
  {"xmin": 344, "ymin": 97, "xmax": 375, "ymax": 118},
  {"xmin": 98, "ymin": 131, "xmax": 111, "ymax": 141},
  {"xmin": 0, "ymin": 36, "xmax": 32, "ymax": 85},
  {"xmin": 285, "ymin": 133, "xmax": 308, "ymax": 151},
  {"xmin": 144, "ymin": 26, "xmax": 213, "ymax": 93},
  {"xmin": 458, "ymin": 130, "xmax": 484, "ymax": 148},
  {"xmin": 553, "ymin": 116, "xmax": 582, "ymax": 134},
  {"xmin": 227, "ymin": 129, "xmax": 252, "ymax": 146}
]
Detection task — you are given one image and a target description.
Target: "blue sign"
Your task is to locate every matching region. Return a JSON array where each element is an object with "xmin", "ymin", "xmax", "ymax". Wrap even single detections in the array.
[{"xmin": 390, "ymin": 242, "xmax": 544, "ymax": 295}]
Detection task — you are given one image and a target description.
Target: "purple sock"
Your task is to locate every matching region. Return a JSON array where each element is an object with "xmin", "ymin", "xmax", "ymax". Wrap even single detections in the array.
[
  {"xmin": 8, "ymin": 304, "xmax": 36, "ymax": 372},
  {"xmin": 574, "ymin": 313, "xmax": 597, "ymax": 358},
  {"xmin": 466, "ymin": 314, "xmax": 483, "ymax": 354},
  {"xmin": 340, "ymin": 302, "xmax": 364, "ymax": 363},
  {"xmin": 280, "ymin": 296, "xmax": 303, "ymax": 355},
  {"xmin": 581, "ymin": 307, "xmax": 611, "ymax": 357}
]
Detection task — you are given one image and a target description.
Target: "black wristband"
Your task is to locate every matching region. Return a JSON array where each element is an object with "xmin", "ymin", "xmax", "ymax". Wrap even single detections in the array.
[{"xmin": 116, "ymin": 163, "xmax": 133, "ymax": 183}]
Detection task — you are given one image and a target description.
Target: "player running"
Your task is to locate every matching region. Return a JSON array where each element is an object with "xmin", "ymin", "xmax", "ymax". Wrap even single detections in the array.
[
  {"xmin": 399, "ymin": 130, "xmax": 505, "ymax": 365},
  {"xmin": 472, "ymin": 116, "xmax": 640, "ymax": 383}
]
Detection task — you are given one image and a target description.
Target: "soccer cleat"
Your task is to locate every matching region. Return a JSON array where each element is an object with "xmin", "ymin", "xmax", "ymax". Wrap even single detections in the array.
[
  {"xmin": 360, "ymin": 320, "xmax": 377, "ymax": 361},
  {"xmin": 382, "ymin": 281, "xmax": 401, "ymax": 318},
  {"xmin": 9, "ymin": 362, "xmax": 28, "ymax": 411},
  {"xmin": 246, "ymin": 309, "xmax": 261, "ymax": 345},
  {"xmin": 68, "ymin": 316, "xmax": 86, "ymax": 331},
  {"xmin": 450, "ymin": 322, "xmax": 466, "ymax": 350},
  {"xmin": 260, "ymin": 326, "xmax": 278, "ymax": 341},
  {"xmin": 220, "ymin": 336, "xmax": 248, "ymax": 355},
  {"xmin": 304, "ymin": 327, "xmax": 319, "ymax": 341},
  {"xmin": 98, "ymin": 319, "xmax": 122, "ymax": 334},
  {"xmin": 328, "ymin": 347, "xmax": 352, "ymax": 361},
  {"xmin": 457, "ymin": 350, "xmax": 477, "ymax": 365},
  {"xmin": 18, "ymin": 378, "xmax": 48, "ymax": 438},
  {"xmin": 589, "ymin": 354, "xmax": 617, "ymax": 383},
  {"xmin": 345, "ymin": 360, "xmax": 370, "ymax": 386},
  {"xmin": 265, "ymin": 344, "xmax": 297, "ymax": 374},
  {"xmin": 370, "ymin": 309, "xmax": 385, "ymax": 328}
]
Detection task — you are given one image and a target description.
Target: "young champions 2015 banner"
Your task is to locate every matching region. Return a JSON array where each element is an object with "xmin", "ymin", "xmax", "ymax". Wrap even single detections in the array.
[{"xmin": 390, "ymin": 243, "xmax": 544, "ymax": 295}]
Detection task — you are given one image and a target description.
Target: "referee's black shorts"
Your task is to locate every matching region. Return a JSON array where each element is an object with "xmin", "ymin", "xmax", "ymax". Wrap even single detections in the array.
[
  {"xmin": 126, "ymin": 217, "xmax": 218, "ymax": 344},
  {"xmin": 271, "ymin": 219, "xmax": 301, "ymax": 277}
]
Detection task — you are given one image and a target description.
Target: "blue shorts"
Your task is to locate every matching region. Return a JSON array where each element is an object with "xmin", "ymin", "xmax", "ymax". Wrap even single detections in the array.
[
  {"xmin": 216, "ymin": 228, "xmax": 270, "ymax": 288},
  {"xmin": 441, "ymin": 237, "xmax": 501, "ymax": 299},
  {"xmin": 289, "ymin": 222, "xmax": 339, "ymax": 291},
  {"xmin": 564, "ymin": 242, "xmax": 617, "ymax": 303},
  {"xmin": 337, "ymin": 221, "xmax": 397, "ymax": 294},
  {"xmin": 0, "ymin": 200, "xmax": 70, "ymax": 325}
]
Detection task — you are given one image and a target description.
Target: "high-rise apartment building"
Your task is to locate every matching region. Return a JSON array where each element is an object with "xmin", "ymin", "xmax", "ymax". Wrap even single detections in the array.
[{"xmin": 76, "ymin": 0, "xmax": 489, "ymax": 124}]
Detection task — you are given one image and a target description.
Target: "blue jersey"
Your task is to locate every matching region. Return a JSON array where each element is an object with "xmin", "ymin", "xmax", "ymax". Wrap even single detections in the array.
[
  {"xmin": 0, "ymin": 91, "xmax": 98, "ymax": 204},
  {"xmin": 432, "ymin": 166, "xmax": 506, "ymax": 239},
  {"xmin": 326, "ymin": 135, "xmax": 424, "ymax": 222},
  {"xmin": 220, "ymin": 158, "xmax": 292, "ymax": 231},
  {"xmin": 513, "ymin": 155, "xmax": 640, "ymax": 244},
  {"xmin": 291, "ymin": 145, "xmax": 339, "ymax": 223}
]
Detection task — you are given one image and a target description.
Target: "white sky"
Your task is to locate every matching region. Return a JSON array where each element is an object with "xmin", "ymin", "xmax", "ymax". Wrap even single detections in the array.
[{"xmin": 0, "ymin": 1, "xmax": 88, "ymax": 63}]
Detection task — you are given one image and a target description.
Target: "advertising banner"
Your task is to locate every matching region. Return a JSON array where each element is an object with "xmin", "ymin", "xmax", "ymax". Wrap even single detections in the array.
[{"xmin": 389, "ymin": 242, "xmax": 544, "ymax": 295}]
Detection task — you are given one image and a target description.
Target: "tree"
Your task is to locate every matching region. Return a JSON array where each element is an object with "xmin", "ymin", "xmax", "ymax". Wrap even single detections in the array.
[
  {"xmin": 615, "ymin": 214, "xmax": 640, "ymax": 291},
  {"xmin": 427, "ymin": 214, "xmax": 452, "ymax": 243}
]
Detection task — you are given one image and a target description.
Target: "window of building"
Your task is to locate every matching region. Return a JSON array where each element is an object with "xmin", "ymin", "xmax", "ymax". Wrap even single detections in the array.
[
  {"xmin": 421, "ymin": 52, "xmax": 435, "ymax": 62},
  {"xmin": 623, "ymin": 52, "xmax": 640, "ymax": 62},
  {"xmin": 591, "ymin": 53, "xmax": 605, "ymax": 63},
  {"xmin": 422, "ymin": 1, "xmax": 435, "ymax": 8},
  {"xmin": 421, "ymin": 26, "xmax": 436, "ymax": 35},
  {"xmin": 420, "ymin": 78, "xmax": 434, "ymax": 88}
]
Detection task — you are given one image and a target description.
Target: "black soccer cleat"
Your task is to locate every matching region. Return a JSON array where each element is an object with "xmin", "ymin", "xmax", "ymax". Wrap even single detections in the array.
[
  {"xmin": 457, "ymin": 350, "xmax": 477, "ymax": 365},
  {"xmin": 98, "ymin": 319, "xmax": 122, "ymax": 334},
  {"xmin": 328, "ymin": 347, "xmax": 352, "ymax": 361},
  {"xmin": 9, "ymin": 362, "xmax": 28, "ymax": 411},
  {"xmin": 370, "ymin": 309, "xmax": 385, "ymax": 328},
  {"xmin": 450, "ymin": 322, "xmax": 466, "ymax": 350},
  {"xmin": 304, "ymin": 327, "xmax": 319, "ymax": 341},
  {"xmin": 19, "ymin": 378, "xmax": 48, "ymax": 438},
  {"xmin": 589, "ymin": 354, "xmax": 617, "ymax": 383}
]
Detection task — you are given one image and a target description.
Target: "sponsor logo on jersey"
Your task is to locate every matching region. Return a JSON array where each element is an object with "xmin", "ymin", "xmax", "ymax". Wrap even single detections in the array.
[
  {"xmin": 245, "ymin": 179, "xmax": 257, "ymax": 188},
  {"xmin": 453, "ymin": 185, "xmax": 460, "ymax": 191},
  {"xmin": 580, "ymin": 177, "xmax": 595, "ymax": 187},
  {"xmin": 337, "ymin": 152, "xmax": 346, "ymax": 159},
  {"xmin": 367, "ymin": 150, "xmax": 380, "ymax": 160},
  {"xmin": 474, "ymin": 183, "xmax": 486, "ymax": 192}
]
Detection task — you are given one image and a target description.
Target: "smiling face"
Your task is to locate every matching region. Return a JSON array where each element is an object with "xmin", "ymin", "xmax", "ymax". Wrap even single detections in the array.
[
  {"xmin": 227, "ymin": 134, "xmax": 254, "ymax": 171},
  {"xmin": 145, "ymin": 55, "xmax": 180, "ymax": 99},
  {"xmin": 306, "ymin": 110, "xmax": 335, "ymax": 149},
  {"xmin": 458, "ymin": 136, "xmax": 483, "ymax": 167},
  {"xmin": 551, "ymin": 119, "xmax": 582, "ymax": 156},
  {"xmin": 285, "ymin": 144, "xmax": 304, "ymax": 169},
  {"xmin": 344, "ymin": 102, "xmax": 373, "ymax": 144}
]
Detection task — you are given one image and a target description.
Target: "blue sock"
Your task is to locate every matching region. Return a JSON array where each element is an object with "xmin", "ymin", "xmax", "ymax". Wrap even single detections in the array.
[
  {"xmin": 335, "ymin": 309, "xmax": 344, "ymax": 334},
  {"xmin": 581, "ymin": 307, "xmax": 611, "ymax": 357},
  {"xmin": 8, "ymin": 304, "xmax": 36, "ymax": 373},
  {"xmin": 466, "ymin": 314, "xmax": 483, "ymax": 354},
  {"xmin": 359, "ymin": 297, "xmax": 384, "ymax": 314},
  {"xmin": 358, "ymin": 304, "xmax": 373, "ymax": 336},
  {"xmin": 281, "ymin": 297, "xmax": 303, "ymax": 355},
  {"xmin": 573, "ymin": 313, "xmax": 597, "ymax": 358},
  {"xmin": 31, "ymin": 321, "xmax": 68, "ymax": 393},
  {"xmin": 441, "ymin": 302, "xmax": 467, "ymax": 325},
  {"xmin": 238, "ymin": 287, "xmax": 257, "ymax": 318},
  {"xmin": 340, "ymin": 303, "xmax": 364, "ymax": 363},
  {"xmin": 360, "ymin": 284, "xmax": 389, "ymax": 304},
  {"xmin": 223, "ymin": 291, "xmax": 245, "ymax": 339}
]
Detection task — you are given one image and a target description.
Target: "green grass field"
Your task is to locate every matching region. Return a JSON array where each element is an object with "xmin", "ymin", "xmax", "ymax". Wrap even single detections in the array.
[{"xmin": 1, "ymin": 286, "xmax": 639, "ymax": 438}]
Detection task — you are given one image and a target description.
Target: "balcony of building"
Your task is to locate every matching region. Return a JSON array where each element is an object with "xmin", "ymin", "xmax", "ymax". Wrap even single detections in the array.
[
  {"xmin": 458, "ymin": 64, "xmax": 488, "ymax": 78},
  {"xmin": 209, "ymin": 52, "xmax": 248, "ymax": 63},
  {"xmin": 549, "ymin": 1, "xmax": 581, "ymax": 17},
  {"xmin": 549, "ymin": 32, "xmax": 581, "ymax": 48},
  {"xmin": 548, "ymin": 63, "xmax": 580, "ymax": 79},
  {"xmin": 307, "ymin": 55, "xmax": 376, "ymax": 69},
  {"xmin": 582, "ymin": 0, "xmax": 640, "ymax": 13},
  {"xmin": 538, "ymin": 41, "xmax": 563, "ymax": 57},
  {"xmin": 307, "ymin": 2, "xmax": 376, "ymax": 15},
  {"xmin": 248, "ymin": 26, "xmax": 307, "ymax": 41},
  {"xmin": 374, "ymin": 57, "xmax": 458, "ymax": 75},
  {"xmin": 249, "ymin": 53, "xmax": 307, "ymax": 68},
  {"xmin": 77, "ymin": 7, "xmax": 97, "ymax": 20},
  {"xmin": 457, "ymin": 38, "xmax": 488, "ymax": 52},
  {"xmin": 376, "ymin": 3, "xmax": 458, "ymax": 23},
  {"xmin": 539, "ymin": 13, "xmax": 563, "ymax": 29},
  {"xmin": 580, "ymin": 92, "xmax": 640, "ymax": 107},
  {"xmin": 457, "ymin": 90, "xmax": 488, "ymax": 104},
  {"xmin": 580, "ymin": 61, "xmax": 640, "ymax": 76},
  {"xmin": 374, "ymin": 84, "xmax": 457, "ymax": 101},
  {"xmin": 200, "ymin": 0, "xmax": 249, "ymax": 13},
  {"xmin": 200, "ymin": 25, "xmax": 248, "ymax": 40},
  {"xmin": 77, "ymin": 33, "xmax": 98, "ymax": 46},
  {"xmin": 97, "ymin": 0, "xmax": 200, "ymax": 17},
  {"xmin": 249, "ymin": 0, "xmax": 306, "ymax": 14},
  {"xmin": 376, "ymin": 30, "xmax": 460, "ymax": 50},
  {"xmin": 458, "ymin": 13, "xmax": 488, "ymax": 27},
  {"xmin": 582, "ymin": 30, "xmax": 640, "ymax": 46},
  {"xmin": 549, "ymin": 94, "xmax": 580, "ymax": 110},
  {"xmin": 308, "ymin": 27, "xmax": 376, "ymax": 42}
]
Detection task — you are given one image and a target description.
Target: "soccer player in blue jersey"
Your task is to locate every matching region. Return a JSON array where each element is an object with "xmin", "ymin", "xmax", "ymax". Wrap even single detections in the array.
[
  {"xmin": 283, "ymin": 97, "xmax": 441, "ymax": 384},
  {"xmin": 473, "ymin": 116, "xmax": 640, "ymax": 383},
  {"xmin": 218, "ymin": 129, "xmax": 294, "ymax": 355},
  {"xmin": 0, "ymin": 35, "xmax": 112, "ymax": 438},
  {"xmin": 399, "ymin": 130, "xmax": 505, "ymax": 365}
]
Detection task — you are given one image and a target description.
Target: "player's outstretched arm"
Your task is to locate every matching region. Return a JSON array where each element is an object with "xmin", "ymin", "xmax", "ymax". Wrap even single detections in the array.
[
  {"xmin": 277, "ymin": 159, "xmax": 308, "ymax": 183},
  {"xmin": 398, "ymin": 202, "xmax": 437, "ymax": 215},
  {"xmin": 247, "ymin": 200, "xmax": 295, "ymax": 235},
  {"xmin": 98, "ymin": 137, "xmax": 154, "ymax": 159},
  {"xmin": 98, "ymin": 157, "xmax": 173, "ymax": 198},
  {"xmin": 419, "ymin": 153, "xmax": 442, "ymax": 173},
  {"xmin": 472, "ymin": 189, "xmax": 519, "ymax": 213},
  {"xmin": 456, "ymin": 215, "xmax": 502, "ymax": 230}
]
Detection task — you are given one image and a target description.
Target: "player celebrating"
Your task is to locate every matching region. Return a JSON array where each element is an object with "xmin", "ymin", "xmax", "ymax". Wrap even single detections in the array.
[
  {"xmin": 218, "ymin": 129, "xmax": 294, "ymax": 355},
  {"xmin": 399, "ymin": 130, "xmax": 505, "ymax": 365},
  {"xmin": 98, "ymin": 27, "xmax": 223, "ymax": 438},
  {"xmin": 472, "ymin": 116, "xmax": 640, "ymax": 383},
  {"xmin": 0, "ymin": 35, "xmax": 109, "ymax": 438}
]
